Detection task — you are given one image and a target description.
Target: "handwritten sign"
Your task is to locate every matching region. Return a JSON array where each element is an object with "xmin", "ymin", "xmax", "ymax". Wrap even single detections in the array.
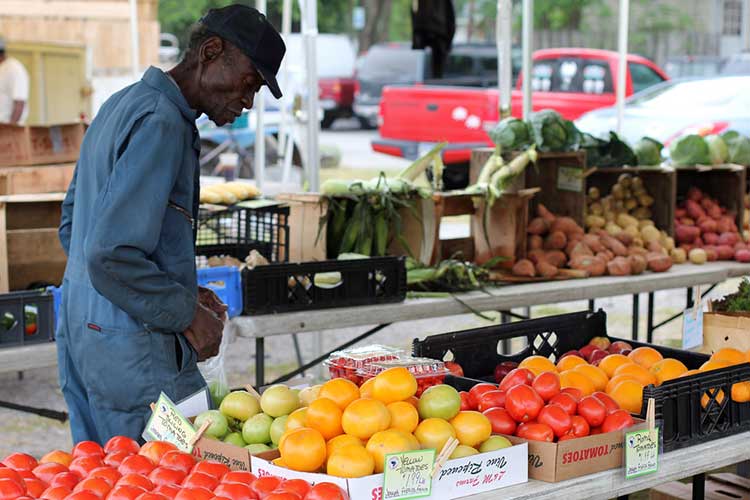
[
  {"xmin": 682, "ymin": 296, "xmax": 704, "ymax": 350},
  {"xmin": 382, "ymin": 449, "xmax": 435, "ymax": 500},
  {"xmin": 557, "ymin": 166, "xmax": 585, "ymax": 192},
  {"xmin": 143, "ymin": 392, "xmax": 196, "ymax": 452},
  {"xmin": 625, "ymin": 427, "xmax": 659, "ymax": 479}
]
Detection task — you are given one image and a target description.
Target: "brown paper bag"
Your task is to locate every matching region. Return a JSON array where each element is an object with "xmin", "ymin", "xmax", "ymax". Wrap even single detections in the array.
[{"xmin": 701, "ymin": 312, "xmax": 750, "ymax": 355}]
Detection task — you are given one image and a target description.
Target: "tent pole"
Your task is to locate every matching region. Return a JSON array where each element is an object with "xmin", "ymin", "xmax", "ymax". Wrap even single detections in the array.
[
  {"xmin": 521, "ymin": 0, "xmax": 533, "ymax": 120},
  {"xmin": 616, "ymin": 0, "xmax": 629, "ymax": 135},
  {"xmin": 254, "ymin": 0, "xmax": 267, "ymax": 187},
  {"xmin": 496, "ymin": 0, "xmax": 512, "ymax": 118},
  {"xmin": 129, "ymin": 0, "xmax": 140, "ymax": 80}
]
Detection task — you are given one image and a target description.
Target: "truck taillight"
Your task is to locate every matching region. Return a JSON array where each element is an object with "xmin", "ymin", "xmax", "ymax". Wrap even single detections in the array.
[{"xmin": 354, "ymin": 80, "xmax": 361, "ymax": 97}]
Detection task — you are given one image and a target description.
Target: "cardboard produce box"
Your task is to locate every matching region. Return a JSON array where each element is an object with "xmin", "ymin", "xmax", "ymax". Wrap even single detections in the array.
[
  {"xmin": 252, "ymin": 443, "xmax": 529, "ymax": 500},
  {"xmin": 0, "ymin": 123, "xmax": 85, "ymax": 167},
  {"xmin": 701, "ymin": 311, "xmax": 750, "ymax": 355},
  {"xmin": 504, "ymin": 423, "xmax": 637, "ymax": 482}
]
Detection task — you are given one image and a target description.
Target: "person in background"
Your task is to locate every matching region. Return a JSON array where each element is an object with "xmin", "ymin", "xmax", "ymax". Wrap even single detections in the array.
[
  {"xmin": 0, "ymin": 36, "xmax": 30, "ymax": 124},
  {"xmin": 57, "ymin": 4, "xmax": 286, "ymax": 444}
]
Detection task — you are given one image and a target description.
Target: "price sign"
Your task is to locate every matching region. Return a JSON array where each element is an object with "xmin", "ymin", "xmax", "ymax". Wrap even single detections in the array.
[
  {"xmin": 382, "ymin": 449, "xmax": 435, "ymax": 500},
  {"xmin": 557, "ymin": 166, "xmax": 585, "ymax": 192},
  {"xmin": 143, "ymin": 392, "xmax": 197, "ymax": 452},
  {"xmin": 683, "ymin": 287, "xmax": 704, "ymax": 350},
  {"xmin": 625, "ymin": 427, "xmax": 659, "ymax": 479}
]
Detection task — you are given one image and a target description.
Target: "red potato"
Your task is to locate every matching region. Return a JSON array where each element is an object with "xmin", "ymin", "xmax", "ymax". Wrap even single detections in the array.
[
  {"xmin": 709, "ymin": 205, "xmax": 722, "ymax": 220},
  {"xmin": 680, "ymin": 217, "xmax": 695, "ymax": 226},
  {"xmin": 528, "ymin": 235, "xmax": 544, "ymax": 250},
  {"xmin": 694, "ymin": 237, "xmax": 704, "ymax": 247},
  {"xmin": 701, "ymin": 197, "xmax": 714, "ymax": 211},
  {"xmin": 699, "ymin": 219, "xmax": 718, "ymax": 234},
  {"xmin": 704, "ymin": 247, "xmax": 718, "ymax": 261},
  {"xmin": 686, "ymin": 200, "xmax": 706, "ymax": 220},
  {"xmin": 735, "ymin": 249, "xmax": 750, "ymax": 262},
  {"xmin": 647, "ymin": 241, "xmax": 666, "ymax": 255},
  {"xmin": 512, "ymin": 259, "xmax": 536, "ymax": 277},
  {"xmin": 719, "ymin": 232, "xmax": 740, "ymax": 247},
  {"xmin": 545, "ymin": 250, "xmax": 567, "ymax": 268},
  {"xmin": 628, "ymin": 254, "xmax": 648, "ymax": 275},
  {"xmin": 735, "ymin": 241, "xmax": 748, "ymax": 251},
  {"xmin": 687, "ymin": 187, "xmax": 703, "ymax": 202},
  {"xmin": 647, "ymin": 253, "xmax": 673, "ymax": 272},
  {"xmin": 528, "ymin": 218, "xmax": 549, "ymax": 235},
  {"xmin": 615, "ymin": 232, "xmax": 634, "ymax": 246},
  {"xmin": 595, "ymin": 251, "xmax": 612, "ymax": 263},
  {"xmin": 569, "ymin": 255, "xmax": 606, "ymax": 276},
  {"xmin": 717, "ymin": 245, "xmax": 735, "ymax": 260},
  {"xmin": 607, "ymin": 257, "xmax": 631, "ymax": 276},
  {"xmin": 544, "ymin": 231, "xmax": 568, "ymax": 250},
  {"xmin": 675, "ymin": 225, "xmax": 701, "ymax": 244},
  {"xmin": 680, "ymin": 243, "xmax": 694, "ymax": 254},
  {"xmin": 675, "ymin": 208, "xmax": 687, "ymax": 218},
  {"xmin": 703, "ymin": 232, "xmax": 719, "ymax": 245},
  {"xmin": 717, "ymin": 218, "xmax": 732, "ymax": 234}
]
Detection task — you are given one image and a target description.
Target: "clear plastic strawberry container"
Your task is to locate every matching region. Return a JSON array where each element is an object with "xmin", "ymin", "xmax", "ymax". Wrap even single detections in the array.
[
  {"xmin": 358, "ymin": 357, "xmax": 451, "ymax": 396},
  {"xmin": 324, "ymin": 345, "xmax": 405, "ymax": 384}
]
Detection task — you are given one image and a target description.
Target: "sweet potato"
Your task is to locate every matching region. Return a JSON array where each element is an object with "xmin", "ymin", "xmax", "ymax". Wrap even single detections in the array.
[
  {"xmin": 647, "ymin": 252, "xmax": 673, "ymax": 273},
  {"xmin": 675, "ymin": 225, "xmax": 701, "ymax": 244},
  {"xmin": 699, "ymin": 219, "xmax": 718, "ymax": 234},
  {"xmin": 685, "ymin": 200, "xmax": 706, "ymax": 220},
  {"xmin": 717, "ymin": 245, "xmax": 735, "ymax": 260},
  {"xmin": 528, "ymin": 234, "xmax": 544, "ymax": 250},
  {"xmin": 670, "ymin": 248, "xmax": 687, "ymax": 264},
  {"xmin": 718, "ymin": 232, "xmax": 740, "ymax": 247},
  {"xmin": 528, "ymin": 217, "xmax": 549, "ymax": 235},
  {"xmin": 703, "ymin": 232, "xmax": 719, "ymax": 245},
  {"xmin": 570, "ymin": 255, "xmax": 606, "ymax": 276},
  {"xmin": 689, "ymin": 248, "xmax": 707, "ymax": 264},
  {"xmin": 601, "ymin": 235, "xmax": 628, "ymax": 256},
  {"xmin": 551, "ymin": 217, "xmax": 583, "ymax": 236},
  {"xmin": 545, "ymin": 250, "xmax": 567, "ymax": 268},
  {"xmin": 629, "ymin": 254, "xmax": 648, "ymax": 275},
  {"xmin": 544, "ymin": 231, "xmax": 567, "ymax": 250},
  {"xmin": 527, "ymin": 249, "xmax": 548, "ymax": 265},
  {"xmin": 512, "ymin": 259, "xmax": 536, "ymax": 277},
  {"xmin": 615, "ymin": 232, "xmax": 634, "ymax": 246},
  {"xmin": 583, "ymin": 234, "xmax": 606, "ymax": 253},
  {"xmin": 595, "ymin": 251, "xmax": 613, "ymax": 263},
  {"xmin": 536, "ymin": 260, "xmax": 559, "ymax": 279},
  {"xmin": 735, "ymin": 249, "xmax": 750, "ymax": 262},
  {"xmin": 537, "ymin": 203, "xmax": 556, "ymax": 224},
  {"xmin": 567, "ymin": 241, "xmax": 593, "ymax": 258},
  {"xmin": 628, "ymin": 246, "xmax": 649, "ymax": 257},
  {"xmin": 607, "ymin": 256, "xmax": 632, "ymax": 276}
]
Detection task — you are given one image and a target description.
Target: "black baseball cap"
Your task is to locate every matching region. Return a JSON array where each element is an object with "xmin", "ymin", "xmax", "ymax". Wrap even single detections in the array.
[{"xmin": 200, "ymin": 5, "xmax": 286, "ymax": 99}]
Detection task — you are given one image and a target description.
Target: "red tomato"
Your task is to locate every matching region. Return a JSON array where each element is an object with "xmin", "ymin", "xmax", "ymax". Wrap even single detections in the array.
[
  {"xmin": 49, "ymin": 473, "xmax": 79, "ymax": 491},
  {"xmin": 116, "ymin": 475, "xmax": 153, "ymax": 492},
  {"xmin": 272, "ymin": 480, "xmax": 310, "ymax": 498},
  {"xmin": 303, "ymin": 482, "xmax": 349, "ymax": 500},
  {"xmin": 104, "ymin": 438, "xmax": 140, "ymax": 456},
  {"xmin": 264, "ymin": 494, "xmax": 299, "ymax": 500},
  {"xmin": 181, "ymin": 473, "xmax": 218, "ymax": 491},
  {"xmin": 118, "ymin": 457, "xmax": 155, "ymax": 478},
  {"xmin": 158, "ymin": 454, "xmax": 195, "ymax": 477},
  {"xmin": 560, "ymin": 387, "xmax": 583, "ymax": 402},
  {"xmin": 190, "ymin": 463, "xmax": 229, "ymax": 481},
  {"xmin": 107, "ymin": 486, "xmax": 146, "ymax": 500},
  {"xmin": 72, "ymin": 443, "xmax": 104, "ymax": 460},
  {"xmin": 0, "ymin": 467, "xmax": 25, "ymax": 488},
  {"xmin": 104, "ymin": 453, "xmax": 131, "ymax": 469},
  {"xmin": 173, "ymin": 488, "xmax": 214, "ymax": 500},
  {"xmin": 148, "ymin": 468, "xmax": 185, "ymax": 488},
  {"xmin": 505, "ymin": 384, "xmax": 544, "ymax": 423},
  {"xmin": 444, "ymin": 362, "xmax": 464, "ymax": 377},
  {"xmin": 537, "ymin": 404, "xmax": 572, "ymax": 439},
  {"xmin": 477, "ymin": 390, "xmax": 506, "ymax": 412},
  {"xmin": 134, "ymin": 493, "xmax": 168, "ymax": 500},
  {"xmin": 482, "ymin": 407, "xmax": 517, "ymax": 435},
  {"xmin": 515, "ymin": 422, "xmax": 554, "ymax": 442},
  {"xmin": 467, "ymin": 383, "xmax": 496, "ymax": 408},
  {"xmin": 87, "ymin": 467, "xmax": 120, "ymax": 487},
  {"xmin": 0, "ymin": 478, "xmax": 26, "ymax": 500},
  {"xmin": 63, "ymin": 491, "xmax": 100, "ymax": 500},
  {"xmin": 248, "ymin": 477, "xmax": 281, "ymax": 498},
  {"xmin": 459, "ymin": 392, "xmax": 474, "ymax": 411},
  {"xmin": 3, "ymin": 453, "xmax": 38, "ymax": 472},
  {"xmin": 601, "ymin": 410, "xmax": 635, "ymax": 433},
  {"xmin": 212, "ymin": 482, "xmax": 257, "ymax": 500},
  {"xmin": 592, "ymin": 392, "xmax": 620, "ymax": 414},
  {"xmin": 548, "ymin": 393, "xmax": 577, "ymax": 416},
  {"xmin": 32, "ymin": 463, "xmax": 68, "ymax": 485},
  {"xmin": 24, "ymin": 478, "xmax": 47, "ymax": 498},
  {"xmin": 73, "ymin": 477, "xmax": 112, "ymax": 498},
  {"xmin": 532, "ymin": 372, "xmax": 561, "ymax": 402},
  {"xmin": 568, "ymin": 415, "xmax": 590, "ymax": 438},
  {"xmin": 219, "ymin": 473, "xmax": 256, "ymax": 486},
  {"xmin": 493, "ymin": 362, "xmax": 519, "ymax": 384},
  {"xmin": 138, "ymin": 444, "xmax": 177, "ymax": 467},
  {"xmin": 68, "ymin": 458, "xmax": 104, "ymax": 480},
  {"xmin": 40, "ymin": 486, "xmax": 71, "ymax": 500},
  {"xmin": 152, "ymin": 485, "xmax": 179, "ymax": 500},
  {"xmin": 577, "ymin": 396, "xmax": 607, "ymax": 428},
  {"xmin": 498, "ymin": 368, "xmax": 535, "ymax": 393},
  {"xmin": 558, "ymin": 434, "xmax": 577, "ymax": 442},
  {"xmin": 589, "ymin": 427, "xmax": 603, "ymax": 435}
]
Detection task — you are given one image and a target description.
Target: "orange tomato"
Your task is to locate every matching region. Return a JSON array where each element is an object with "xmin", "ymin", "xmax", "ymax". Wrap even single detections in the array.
[
  {"xmin": 359, "ymin": 378, "xmax": 376, "ymax": 399},
  {"xmin": 449, "ymin": 411, "xmax": 492, "ymax": 448},
  {"xmin": 386, "ymin": 402, "xmax": 419, "ymax": 434},
  {"xmin": 414, "ymin": 418, "xmax": 456, "ymax": 452},
  {"xmin": 326, "ymin": 435, "xmax": 365, "ymax": 458},
  {"xmin": 731, "ymin": 381, "xmax": 750, "ymax": 403},
  {"xmin": 305, "ymin": 398, "xmax": 343, "ymax": 440},
  {"xmin": 519, "ymin": 356, "xmax": 557, "ymax": 377},
  {"xmin": 555, "ymin": 355, "xmax": 587, "ymax": 373},
  {"xmin": 711, "ymin": 348, "xmax": 746, "ymax": 366},
  {"xmin": 372, "ymin": 367, "xmax": 418, "ymax": 404},
  {"xmin": 649, "ymin": 358, "xmax": 688, "ymax": 386},
  {"xmin": 318, "ymin": 378, "xmax": 361, "ymax": 410},
  {"xmin": 700, "ymin": 359, "xmax": 731, "ymax": 372},
  {"xmin": 608, "ymin": 379, "xmax": 643, "ymax": 414},
  {"xmin": 366, "ymin": 430, "xmax": 415, "ymax": 473},
  {"xmin": 613, "ymin": 363, "xmax": 656, "ymax": 387},
  {"xmin": 627, "ymin": 347, "xmax": 663, "ymax": 369},
  {"xmin": 573, "ymin": 364, "xmax": 609, "ymax": 392},
  {"xmin": 597, "ymin": 354, "xmax": 633, "ymax": 378},
  {"xmin": 326, "ymin": 445, "xmax": 375, "ymax": 478},
  {"xmin": 559, "ymin": 370, "xmax": 596, "ymax": 396},
  {"xmin": 606, "ymin": 374, "xmax": 638, "ymax": 394},
  {"xmin": 285, "ymin": 408, "xmax": 308, "ymax": 433},
  {"xmin": 341, "ymin": 398, "xmax": 391, "ymax": 440},
  {"xmin": 278, "ymin": 428, "xmax": 327, "ymax": 473}
]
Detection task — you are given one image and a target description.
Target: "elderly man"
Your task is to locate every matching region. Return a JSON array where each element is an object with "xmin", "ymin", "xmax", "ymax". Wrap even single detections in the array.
[{"xmin": 57, "ymin": 5, "xmax": 285, "ymax": 443}]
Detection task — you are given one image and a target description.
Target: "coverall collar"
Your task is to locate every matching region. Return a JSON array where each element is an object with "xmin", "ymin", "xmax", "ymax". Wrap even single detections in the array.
[{"xmin": 142, "ymin": 66, "xmax": 200, "ymax": 123}]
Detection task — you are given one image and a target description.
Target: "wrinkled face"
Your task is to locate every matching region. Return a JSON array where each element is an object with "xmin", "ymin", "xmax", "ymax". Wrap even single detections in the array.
[{"xmin": 197, "ymin": 37, "xmax": 264, "ymax": 126}]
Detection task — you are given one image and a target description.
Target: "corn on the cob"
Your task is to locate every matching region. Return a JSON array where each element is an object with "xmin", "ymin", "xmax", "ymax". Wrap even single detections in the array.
[
  {"xmin": 321, "ymin": 179, "xmax": 353, "ymax": 196},
  {"xmin": 373, "ymin": 210, "xmax": 388, "ymax": 256},
  {"xmin": 200, "ymin": 190, "xmax": 223, "ymax": 204},
  {"xmin": 201, "ymin": 186, "xmax": 238, "ymax": 205},
  {"xmin": 398, "ymin": 142, "xmax": 448, "ymax": 181},
  {"xmin": 314, "ymin": 272, "xmax": 342, "ymax": 288}
]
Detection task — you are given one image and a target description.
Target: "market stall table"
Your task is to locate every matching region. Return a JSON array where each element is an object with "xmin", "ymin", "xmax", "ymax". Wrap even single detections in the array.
[{"xmin": 464, "ymin": 430, "xmax": 750, "ymax": 499}]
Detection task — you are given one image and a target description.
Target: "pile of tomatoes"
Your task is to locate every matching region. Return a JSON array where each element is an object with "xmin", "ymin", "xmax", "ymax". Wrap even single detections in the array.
[
  {"xmin": 0, "ymin": 438, "xmax": 348, "ymax": 500},
  {"xmin": 460, "ymin": 367, "xmax": 635, "ymax": 443}
]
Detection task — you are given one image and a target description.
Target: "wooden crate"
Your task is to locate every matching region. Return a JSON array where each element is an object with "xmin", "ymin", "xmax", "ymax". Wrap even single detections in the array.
[
  {"xmin": 471, "ymin": 191, "xmax": 535, "ymax": 268},
  {"xmin": 0, "ymin": 193, "xmax": 66, "ymax": 292},
  {"xmin": 0, "ymin": 163, "xmax": 75, "ymax": 195},
  {"xmin": 469, "ymin": 148, "xmax": 587, "ymax": 225},
  {"xmin": 275, "ymin": 193, "xmax": 327, "ymax": 263},
  {"xmin": 675, "ymin": 165, "xmax": 746, "ymax": 231},
  {"xmin": 0, "ymin": 123, "xmax": 84, "ymax": 167},
  {"xmin": 586, "ymin": 166, "xmax": 677, "ymax": 236}
]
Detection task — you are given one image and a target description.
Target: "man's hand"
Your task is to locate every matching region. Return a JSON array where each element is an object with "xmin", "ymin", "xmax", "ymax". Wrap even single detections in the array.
[
  {"xmin": 198, "ymin": 286, "xmax": 229, "ymax": 322},
  {"xmin": 184, "ymin": 303, "xmax": 223, "ymax": 361}
]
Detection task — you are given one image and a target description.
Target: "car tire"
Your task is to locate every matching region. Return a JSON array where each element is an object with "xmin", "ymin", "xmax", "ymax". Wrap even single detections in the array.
[
  {"xmin": 321, "ymin": 112, "xmax": 336, "ymax": 129},
  {"xmin": 358, "ymin": 116, "xmax": 376, "ymax": 130}
]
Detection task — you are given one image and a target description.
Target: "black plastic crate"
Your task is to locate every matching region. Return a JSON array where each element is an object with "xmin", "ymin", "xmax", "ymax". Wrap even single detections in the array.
[
  {"xmin": 242, "ymin": 257, "xmax": 407, "ymax": 315},
  {"xmin": 0, "ymin": 290, "xmax": 55, "ymax": 348},
  {"xmin": 412, "ymin": 309, "xmax": 750, "ymax": 452},
  {"xmin": 196, "ymin": 204, "xmax": 289, "ymax": 264}
]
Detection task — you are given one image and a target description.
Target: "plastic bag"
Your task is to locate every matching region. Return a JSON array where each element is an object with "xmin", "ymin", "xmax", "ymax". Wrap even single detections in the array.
[{"xmin": 198, "ymin": 321, "xmax": 234, "ymax": 409}]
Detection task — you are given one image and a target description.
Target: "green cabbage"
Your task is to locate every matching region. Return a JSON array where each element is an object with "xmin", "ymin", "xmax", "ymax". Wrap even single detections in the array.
[
  {"xmin": 634, "ymin": 137, "xmax": 663, "ymax": 166},
  {"xmin": 583, "ymin": 132, "xmax": 637, "ymax": 167},
  {"xmin": 488, "ymin": 117, "xmax": 531, "ymax": 151},
  {"xmin": 705, "ymin": 135, "xmax": 729, "ymax": 164},
  {"xmin": 722, "ymin": 131, "xmax": 750, "ymax": 165},
  {"xmin": 528, "ymin": 109, "xmax": 581, "ymax": 152},
  {"xmin": 669, "ymin": 134, "xmax": 711, "ymax": 166}
]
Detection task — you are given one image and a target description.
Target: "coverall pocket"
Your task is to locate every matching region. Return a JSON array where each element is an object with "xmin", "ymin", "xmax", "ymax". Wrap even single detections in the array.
[
  {"xmin": 159, "ymin": 203, "xmax": 193, "ymax": 257},
  {"xmin": 174, "ymin": 333, "xmax": 196, "ymax": 374}
]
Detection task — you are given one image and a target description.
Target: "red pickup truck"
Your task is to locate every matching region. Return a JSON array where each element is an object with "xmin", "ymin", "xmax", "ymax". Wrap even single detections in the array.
[{"xmin": 373, "ymin": 48, "xmax": 668, "ymax": 187}]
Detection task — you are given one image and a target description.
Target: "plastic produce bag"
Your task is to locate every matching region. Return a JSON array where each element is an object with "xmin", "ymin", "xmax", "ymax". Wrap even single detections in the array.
[{"xmin": 198, "ymin": 321, "xmax": 235, "ymax": 409}]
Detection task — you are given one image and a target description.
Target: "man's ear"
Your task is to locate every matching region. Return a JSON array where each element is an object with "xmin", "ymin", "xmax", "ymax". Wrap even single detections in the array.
[{"xmin": 200, "ymin": 36, "xmax": 224, "ymax": 64}]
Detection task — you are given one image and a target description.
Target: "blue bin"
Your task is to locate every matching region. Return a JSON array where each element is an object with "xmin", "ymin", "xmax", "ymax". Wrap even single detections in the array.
[{"xmin": 197, "ymin": 266, "xmax": 242, "ymax": 318}]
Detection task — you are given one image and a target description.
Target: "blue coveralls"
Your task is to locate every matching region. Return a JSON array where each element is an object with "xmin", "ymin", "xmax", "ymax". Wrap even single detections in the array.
[{"xmin": 57, "ymin": 67, "xmax": 206, "ymax": 444}]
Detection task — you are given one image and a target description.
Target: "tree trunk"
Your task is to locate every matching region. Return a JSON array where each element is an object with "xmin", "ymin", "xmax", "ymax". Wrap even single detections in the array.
[
  {"xmin": 375, "ymin": 0, "xmax": 394, "ymax": 44},
  {"xmin": 467, "ymin": 0, "xmax": 475, "ymax": 42},
  {"xmin": 358, "ymin": 0, "xmax": 385, "ymax": 52}
]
